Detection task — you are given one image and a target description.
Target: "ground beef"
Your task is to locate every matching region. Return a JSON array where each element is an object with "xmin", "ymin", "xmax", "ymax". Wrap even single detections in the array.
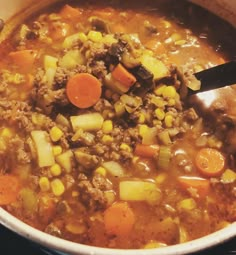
[
  {"xmin": 9, "ymin": 137, "xmax": 31, "ymax": 164},
  {"xmin": 90, "ymin": 60, "xmax": 108, "ymax": 80},
  {"xmin": 0, "ymin": 99, "xmax": 34, "ymax": 132},
  {"xmin": 77, "ymin": 173, "xmax": 111, "ymax": 211}
]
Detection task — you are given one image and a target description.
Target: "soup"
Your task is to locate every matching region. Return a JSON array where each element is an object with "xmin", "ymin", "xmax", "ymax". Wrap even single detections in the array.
[{"xmin": 0, "ymin": 0, "xmax": 235, "ymax": 249}]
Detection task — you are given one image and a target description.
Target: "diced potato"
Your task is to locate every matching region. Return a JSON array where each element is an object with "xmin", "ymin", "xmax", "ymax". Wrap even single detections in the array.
[
  {"xmin": 59, "ymin": 50, "xmax": 85, "ymax": 69},
  {"xmin": 102, "ymin": 161, "xmax": 125, "ymax": 177},
  {"xmin": 44, "ymin": 55, "xmax": 58, "ymax": 70},
  {"xmin": 177, "ymin": 198, "xmax": 197, "ymax": 211},
  {"xmin": 141, "ymin": 127, "xmax": 158, "ymax": 145},
  {"xmin": 56, "ymin": 150, "xmax": 74, "ymax": 173},
  {"xmin": 119, "ymin": 180, "xmax": 162, "ymax": 203},
  {"xmin": 221, "ymin": 169, "xmax": 236, "ymax": 183},
  {"xmin": 140, "ymin": 54, "xmax": 169, "ymax": 80},
  {"xmin": 31, "ymin": 130, "xmax": 55, "ymax": 168},
  {"xmin": 71, "ymin": 113, "xmax": 104, "ymax": 132},
  {"xmin": 20, "ymin": 188, "xmax": 38, "ymax": 214}
]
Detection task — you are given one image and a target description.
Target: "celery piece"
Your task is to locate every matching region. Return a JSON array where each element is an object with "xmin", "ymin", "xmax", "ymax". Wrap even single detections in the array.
[
  {"xmin": 157, "ymin": 145, "xmax": 171, "ymax": 170},
  {"xmin": 31, "ymin": 130, "xmax": 55, "ymax": 168},
  {"xmin": 70, "ymin": 113, "xmax": 104, "ymax": 132}
]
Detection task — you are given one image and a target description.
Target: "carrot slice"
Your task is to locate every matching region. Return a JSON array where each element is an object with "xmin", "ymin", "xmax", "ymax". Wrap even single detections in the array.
[
  {"xmin": 0, "ymin": 175, "xmax": 20, "ymax": 205},
  {"xmin": 111, "ymin": 63, "xmax": 137, "ymax": 88},
  {"xmin": 104, "ymin": 202, "xmax": 135, "ymax": 236},
  {"xmin": 195, "ymin": 148, "xmax": 225, "ymax": 177},
  {"xmin": 9, "ymin": 50, "xmax": 37, "ymax": 73},
  {"xmin": 178, "ymin": 176, "xmax": 210, "ymax": 198},
  {"xmin": 134, "ymin": 144, "xmax": 159, "ymax": 158},
  {"xmin": 66, "ymin": 73, "xmax": 102, "ymax": 109},
  {"xmin": 60, "ymin": 4, "xmax": 82, "ymax": 20}
]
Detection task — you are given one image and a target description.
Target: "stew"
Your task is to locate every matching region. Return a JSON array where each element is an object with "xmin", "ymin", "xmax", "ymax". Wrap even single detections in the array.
[{"xmin": 0, "ymin": 0, "xmax": 235, "ymax": 249}]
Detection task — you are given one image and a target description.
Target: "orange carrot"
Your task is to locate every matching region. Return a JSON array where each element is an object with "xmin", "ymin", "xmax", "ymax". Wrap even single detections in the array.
[
  {"xmin": 111, "ymin": 63, "xmax": 137, "ymax": 88},
  {"xmin": 0, "ymin": 175, "xmax": 20, "ymax": 205},
  {"xmin": 195, "ymin": 148, "xmax": 225, "ymax": 177},
  {"xmin": 178, "ymin": 176, "xmax": 210, "ymax": 198},
  {"xmin": 9, "ymin": 50, "xmax": 37, "ymax": 73},
  {"xmin": 134, "ymin": 144, "xmax": 159, "ymax": 158},
  {"xmin": 59, "ymin": 4, "xmax": 82, "ymax": 20},
  {"xmin": 66, "ymin": 73, "xmax": 102, "ymax": 109},
  {"xmin": 104, "ymin": 202, "xmax": 135, "ymax": 236}
]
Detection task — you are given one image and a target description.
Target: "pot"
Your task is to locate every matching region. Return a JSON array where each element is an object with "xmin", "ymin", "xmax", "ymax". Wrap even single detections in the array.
[{"xmin": 0, "ymin": 1, "xmax": 235, "ymax": 254}]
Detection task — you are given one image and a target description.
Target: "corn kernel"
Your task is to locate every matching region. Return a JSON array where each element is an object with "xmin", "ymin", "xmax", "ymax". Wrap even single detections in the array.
[
  {"xmin": 1, "ymin": 128, "xmax": 13, "ymax": 138},
  {"xmin": 144, "ymin": 241, "xmax": 167, "ymax": 249},
  {"xmin": 154, "ymin": 84, "xmax": 166, "ymax": 96},
  {"xmin": 88, "ymin": 30, "xmax": 103, "ymax": 42},
  {"xmin": 101, "ymin": 135, "xmax": 113, "ymax": 144},
  {"xmin": 52, "ymin": 145, "xmax": 62, "ymax": 156},
  {"xmin": 138, "ymin": 113, "xmax": 145, "ymax": 124},
  {"xmin": 139, "ymin": 124, "xmax": 149, "ymax": 137},
  {"xmin": 151, "ymin": 96, "xmax": 166, "ymax": 108},
  {"xmin": 51, "ymin": 179, "xmax": 65, "ymax": 196},
  {"xmin": 77, "ymin": 32, "xmax": 87, "ymax": 43},
  {"xmin": 50, "ymin": 164, "xmax": 62, "ymax": 177},
  {"xmin": 120, "ymin": 143, "xmax": 131, "ymax": 152},
  {"xmin": 221, "ymin": 169, "xmax": 236, "ymax": 183},
  {"xmin": 155, "ymin": 108, "xmax": 165, "ymax": 120},
  {"xmin": 102, "ymin": 120, "xmax": 113, "ymax": 134},
  {"xmin": 155, "ymin": 173, "xmax": 167, "ymax": 184},
  {"xmin": 50, "ymin": 126, "xmax": 64, "ymax": 142},
  {"xmin": 95, "ymin": 166, "xmax": 107, "ymax": 176},
  {"xmin": 72, "ymin": 191, "xmax": 79, "ymax": 197},
  {"xmin": 102, "ymin": 34, "xmax": 117, "ymax": 45},
  {"xmin": 39, "ymin": 177, "xmax": 50, "ymax": 192},
  {"xmin": 175, "ymin": 39, "xmax": 187, "ymax": 46},
  {"xmin": 132, "ymin": 156, "xmax": 139, "ymax": 164},
  {"xmin": 162, "ymin": 86, "xmax": 176, "ymax": 98},
  {"xmin": 164, "ymin": 115, "xmax": 173, "ymax": 128},
  {"xmin": 177, "ymin": 198, "xmax": 196, "ymax": 211},
  {"xmin": 167, "ymin": 98, "xmax": 176, "ymax": 106}
]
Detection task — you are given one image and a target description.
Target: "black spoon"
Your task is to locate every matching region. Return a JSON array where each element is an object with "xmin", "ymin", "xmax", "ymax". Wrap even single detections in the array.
[{"xmin": 189, "ymin": 60, "xmax": 236, "ymax": 95}]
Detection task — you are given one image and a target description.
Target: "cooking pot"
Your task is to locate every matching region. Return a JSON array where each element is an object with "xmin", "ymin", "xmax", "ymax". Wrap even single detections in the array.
[{"xmin": 0, "ymin": 1, "xmax": 235, "ymax": 254}]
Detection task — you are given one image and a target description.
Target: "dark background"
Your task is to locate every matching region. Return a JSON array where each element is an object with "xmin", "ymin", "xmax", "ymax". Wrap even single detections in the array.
[{"xmin": 0, "ymin": 224, "xmax": 235, "ymax": 255}]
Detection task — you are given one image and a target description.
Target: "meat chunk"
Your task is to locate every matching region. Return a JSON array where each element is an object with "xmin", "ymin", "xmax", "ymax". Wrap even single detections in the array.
[{"xmin": 77, "ymin": 173, "xmax": 112, "ymax": 211}]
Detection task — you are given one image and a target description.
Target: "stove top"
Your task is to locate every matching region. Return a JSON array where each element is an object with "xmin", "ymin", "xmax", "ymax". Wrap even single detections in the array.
[{"xmin": 1, "ymin": 224, "xmax": 235, "ymax": 255}]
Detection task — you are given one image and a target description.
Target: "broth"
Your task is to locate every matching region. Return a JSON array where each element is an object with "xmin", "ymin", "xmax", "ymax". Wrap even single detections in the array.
[{"xmin": 0, "ymin": 0, "xmax": 235, "ymax": 249}]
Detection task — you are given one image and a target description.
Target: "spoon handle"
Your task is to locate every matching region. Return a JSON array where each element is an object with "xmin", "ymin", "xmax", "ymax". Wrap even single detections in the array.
[{"xmin": 193, "ymin": 60, "xmax": 236, "ymax": 93}]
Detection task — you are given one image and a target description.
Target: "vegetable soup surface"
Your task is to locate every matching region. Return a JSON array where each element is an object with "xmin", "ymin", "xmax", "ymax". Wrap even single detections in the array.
[{"xmin": 0, "ymin": 0, "xmax": 236, "ymax": 249}]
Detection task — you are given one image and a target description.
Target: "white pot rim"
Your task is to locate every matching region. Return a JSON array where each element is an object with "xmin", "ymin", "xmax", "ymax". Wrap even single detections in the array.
[{"xmin": 0, "ymin": 207, "xmax": 236, "ymax": 255}]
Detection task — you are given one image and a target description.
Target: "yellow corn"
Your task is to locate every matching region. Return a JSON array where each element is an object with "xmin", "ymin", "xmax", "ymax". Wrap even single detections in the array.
[
  {"xmin": 77, "ymin": 32, "xmax": 87, "ymax": 43},
  {"xmin": 162, "ymin": 86, "xmax": 176, "ymax": 98},
  {"xmin": 155, "ymin": 108, "xmax": 165, "ymax": 120},
  {"xmin": 50, "ymin": 164, "xmax": 62, "ymax": 177},
  {"xmin": 102, "ymin": 34, "xmax": 118, "ymax": 45},
  {"xmin": 95, "ymin": 166, "xmax": 107, "ymax": 176},
  {"xmin": 177, "ymin": 198, "xmax": 196, "ymax": 211},
  {"xmin": 120, "ymin": 143, "xmax": 131, "ymax": 152},
  {"xmin": 51, "ymin": 179, "xmax": 65, "ymax": 196},
  {"xmin": 132, "ymin": 156, "xmax": 139, "ymax": 164},
  {"xmin": 87, "ymin": 31, "xmax": 103, "ymax": 42},
  {"xmin": 167, "ymin": 98, "xmax": 176, "ymax": 106},
  {"xmin": 39, "ymin": 177, "xmax": 50, "ymax": 192},
  {"xmin": 138, "ymin": 113, "xmax": 145, "ymax": 124},
  {"xmin": 155, "ymin": 173, "xmax": 167, "ymax": 184},
  {"xmin": 139, "ymin": 124, "xmax": 149, "ymax": 137},
  {"xmin": 164, "ymin": 115, "xmax": 173, "ymax": 128},
  {"xmin": 144, "ymin": 241, "xmax": 167, "ymax": 249},
  {"xmin": 102, "ymin": 120, "xmax": 113, "ymax": 134},
  {"xmin": 154, "ymin": 84, "xmax": 166, "ymax": 96},
  {"xmin": 101, "ymin": 135, "xmax": 113, "ymax": 144},
  {"xmin": 52, "ymin": 145, "xmax": 62, "ymax": 156},
  {"xmin": 1, "ymin": 128, "xmax": 13, "ymax": 138},
  {"xmin": 221, "ymin": 169, "xmax": 236, "ymax": 183},
  {"xmin": 72, "ymin": 191, "xmax": 79, "ymax": 197},
  {"xmin": 50, "ymin": 126, "xmax": 64, "ymax": 142}
]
